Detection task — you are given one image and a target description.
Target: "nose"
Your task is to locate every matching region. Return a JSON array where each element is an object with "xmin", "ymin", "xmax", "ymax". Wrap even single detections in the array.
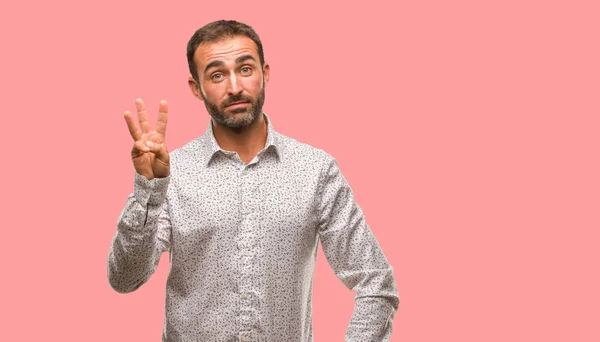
[{"xmin": 226, "ymin": 74, "xmax": 243, "ymax": 96}]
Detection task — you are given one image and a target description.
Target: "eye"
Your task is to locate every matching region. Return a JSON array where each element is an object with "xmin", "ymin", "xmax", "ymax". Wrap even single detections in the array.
[
  {"xmin": 240, "ymin": 66, "xmax": 252, "ymax": 74},
  {"xmin": 211, "ymin": 73, "xmax": 224, "ymax": 81}
]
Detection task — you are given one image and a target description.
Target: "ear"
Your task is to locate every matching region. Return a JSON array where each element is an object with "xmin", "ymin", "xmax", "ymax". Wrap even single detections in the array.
[
  {"xmin": 188, "ymin": 76, "xmax": 203, "ymax": 101},
  {"xmin": 262, "ymin": 62, "xmax": 270, "ymax": 86}
]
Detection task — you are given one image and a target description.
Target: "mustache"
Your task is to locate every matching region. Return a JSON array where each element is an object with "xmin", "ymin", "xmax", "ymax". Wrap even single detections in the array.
[{"xmin": 222, "ymin": 94, "xmax": 253, "ymax": 107}]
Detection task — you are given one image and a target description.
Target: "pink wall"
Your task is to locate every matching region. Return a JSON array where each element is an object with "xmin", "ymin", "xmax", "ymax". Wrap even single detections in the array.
[{"xmin": 1, "ymin": 0, "xmax": 598, "ymax": 341}]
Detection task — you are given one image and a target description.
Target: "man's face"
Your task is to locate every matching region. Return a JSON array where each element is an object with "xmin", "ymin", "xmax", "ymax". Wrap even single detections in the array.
[{"xmin": 190, "ymin": 35, "xmax": 269, "ymax": 128}]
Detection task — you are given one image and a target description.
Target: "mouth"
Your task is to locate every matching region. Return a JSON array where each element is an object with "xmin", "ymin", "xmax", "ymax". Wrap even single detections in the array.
[{"xmin": 225, "ymin": 101, "xmax": 249, "ymax": 108}]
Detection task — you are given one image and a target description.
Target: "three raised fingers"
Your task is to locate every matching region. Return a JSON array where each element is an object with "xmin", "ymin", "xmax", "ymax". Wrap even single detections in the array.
[{"xmin": 124, "ymin": 99, "xmax": 169, "ymax": 142}]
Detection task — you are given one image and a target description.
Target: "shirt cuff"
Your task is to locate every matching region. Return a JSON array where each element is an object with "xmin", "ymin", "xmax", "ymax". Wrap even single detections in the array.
[{"xmin": 133, "ymin": 172, "xmax": 170, "ymax": 207}]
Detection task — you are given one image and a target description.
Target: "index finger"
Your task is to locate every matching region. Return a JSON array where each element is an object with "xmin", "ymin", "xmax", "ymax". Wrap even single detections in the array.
[{"xmin": 156, "ymin": 100, "xmax": 168, "ymax": 136}]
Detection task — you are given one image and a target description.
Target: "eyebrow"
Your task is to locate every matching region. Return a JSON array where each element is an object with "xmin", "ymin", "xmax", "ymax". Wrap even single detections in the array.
[
  {"xmin": 204, "ymin": 54, "xmax": 258, "ymax": 73},
  {"xmin": 236, "ymin": 54, "xmax": 257, "ymax": 65}
]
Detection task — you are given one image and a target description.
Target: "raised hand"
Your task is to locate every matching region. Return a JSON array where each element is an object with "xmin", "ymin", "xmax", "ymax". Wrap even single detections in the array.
[{"xmin": 124, "ymin": 98, "xmax": 170, "ymax": 180}]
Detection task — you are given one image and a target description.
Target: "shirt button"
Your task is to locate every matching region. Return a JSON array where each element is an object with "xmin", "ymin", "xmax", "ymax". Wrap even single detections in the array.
[{"xmin": 240, "ymin": 293, "xmax": 249, "ymax": 300}]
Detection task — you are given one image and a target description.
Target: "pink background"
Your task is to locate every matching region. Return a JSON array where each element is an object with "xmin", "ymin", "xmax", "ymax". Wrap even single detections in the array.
[{"xmin": 2, "ymin": 0, "xmax": 599, "ymax": 341}]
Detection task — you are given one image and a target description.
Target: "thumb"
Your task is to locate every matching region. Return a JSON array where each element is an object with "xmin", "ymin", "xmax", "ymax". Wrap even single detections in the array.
[{"xmin": 146, "ymin": 141, "xmax": 169, "ymax": 160}]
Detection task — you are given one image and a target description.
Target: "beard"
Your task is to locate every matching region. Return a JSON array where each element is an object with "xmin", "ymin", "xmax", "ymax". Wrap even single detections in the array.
[{"xmin": 201, "ymin": 84, "xmax": 266, "ymax": 129}]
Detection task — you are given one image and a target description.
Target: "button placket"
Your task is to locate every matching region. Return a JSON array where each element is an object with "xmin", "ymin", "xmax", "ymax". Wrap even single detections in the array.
[{"xmin": 237, "ymin": 166, "xmax": 261, "ymax": 339}]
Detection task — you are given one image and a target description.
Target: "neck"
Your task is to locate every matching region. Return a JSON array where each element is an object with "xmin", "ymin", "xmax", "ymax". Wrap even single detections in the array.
[{"xmin": 211, "ymin": 113, "xmax": 267, "ymax": 164}]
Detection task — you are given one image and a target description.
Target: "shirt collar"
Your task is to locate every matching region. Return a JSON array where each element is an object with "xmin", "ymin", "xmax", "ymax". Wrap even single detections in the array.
[{"xmin": 201, "ymin": 113, "xmax": 280, "ymax": 167}]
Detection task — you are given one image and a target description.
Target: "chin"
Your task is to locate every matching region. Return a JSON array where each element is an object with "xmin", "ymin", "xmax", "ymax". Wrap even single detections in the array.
[{"xmin": 224, "ymin": 112, "xmax": 256, "ymax": 128}]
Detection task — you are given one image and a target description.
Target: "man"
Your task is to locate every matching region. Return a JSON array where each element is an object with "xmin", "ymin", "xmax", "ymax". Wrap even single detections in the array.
[{"xmin": 108, "ymin": 20, "xmax": 399, "ymax": 342}]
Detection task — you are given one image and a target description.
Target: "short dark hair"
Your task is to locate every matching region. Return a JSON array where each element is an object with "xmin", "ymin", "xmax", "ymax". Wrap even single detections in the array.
[{"xmin": 186, "ymin": 20, "xmax": 265, "ymax": 84}]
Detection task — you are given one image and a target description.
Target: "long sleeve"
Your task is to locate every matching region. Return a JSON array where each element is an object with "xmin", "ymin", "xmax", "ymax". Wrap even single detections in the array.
[
  {"xmin": 316, "ymin": 157, "xmax": 400, "ymax": 342},
  {"xmin": 107, "ymin": 172, "xmax": 172, "ymax": 294}
]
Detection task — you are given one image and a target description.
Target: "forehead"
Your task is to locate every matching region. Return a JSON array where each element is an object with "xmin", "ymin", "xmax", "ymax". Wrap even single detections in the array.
[{"xmin": 194, "ymin": 35, "xmax": 260, "ymax": 69}]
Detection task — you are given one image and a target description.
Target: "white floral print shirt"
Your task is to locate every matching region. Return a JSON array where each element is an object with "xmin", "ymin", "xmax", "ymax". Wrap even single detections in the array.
[{"xmin": 108, "ymin": 114, "xmax": 399, "ymax": 342}]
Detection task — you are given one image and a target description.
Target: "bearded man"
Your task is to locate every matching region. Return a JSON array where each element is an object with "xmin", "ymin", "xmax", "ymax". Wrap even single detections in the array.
[{"xmin": 108, "ymin": 19, "xmax": 399, "ymax": 342}]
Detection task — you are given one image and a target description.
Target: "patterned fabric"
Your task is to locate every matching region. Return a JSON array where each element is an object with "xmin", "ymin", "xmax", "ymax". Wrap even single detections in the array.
[{"xmin": 107, "ymin": 114, "xmax": 399, "ymax": 342}]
